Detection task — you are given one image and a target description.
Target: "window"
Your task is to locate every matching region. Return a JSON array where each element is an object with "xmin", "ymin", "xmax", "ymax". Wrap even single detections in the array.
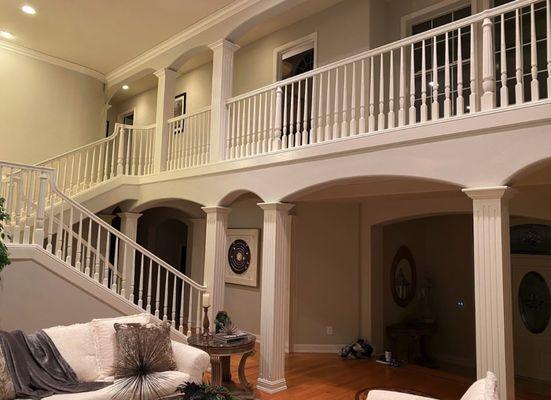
[
  {"xmin": 174, "ymin": 92, "xmax": 187, "ymax": 118},
  {"xmin": 493, "ymin": 0, "xmax": 549, "ymax": 104},
  {"xmin": 411, "ymin": 6, "xmax": 472, "ymax": 120},
  {"xmin": 275, "ymin": 36, "xmax": 316, "ymax": 145}
]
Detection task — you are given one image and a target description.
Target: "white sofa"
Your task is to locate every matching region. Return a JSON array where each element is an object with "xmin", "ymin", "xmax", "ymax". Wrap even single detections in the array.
[
  {"xmin": 28, "ymin": 313, "xmax": 210, "ymax": 399},
  {"xmin": 366, "ymin": 372, "xmax": 499, "ymax": 400}
]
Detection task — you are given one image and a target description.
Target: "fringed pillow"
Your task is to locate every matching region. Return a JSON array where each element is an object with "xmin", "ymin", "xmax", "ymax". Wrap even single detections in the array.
[
  {"xmin": 110, "ymin": 321, "xmax": 176, "ymax": 400},
  {"xmin": 0, "ymin": 345, "xmax": 15, "ymax": 400}
]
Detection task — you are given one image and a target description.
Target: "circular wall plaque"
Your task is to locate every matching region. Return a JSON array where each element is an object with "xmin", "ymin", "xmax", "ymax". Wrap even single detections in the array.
[
  {"xmin": 519, "ymin": 271, "xmax": 551, "ymax": 334},
  {"xmin": 227, "ymin": 239, "xmax": 251, "ymax": 275}
]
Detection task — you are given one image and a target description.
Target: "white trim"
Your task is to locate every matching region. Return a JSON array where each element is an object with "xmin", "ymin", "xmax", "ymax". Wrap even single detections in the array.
[
  {"xmin": 106, "ymin": 0, "xmax": 285, "ymax": 85},
  {"xmin": 400, "ymin": 0, "xmax": 473, "ymax": 38},
  {"xmin": 272, "ymin": 33, "xmax": 318, "ymax": 82},
  {"xmin": 0, "ymin": 40, "xmax": 106, "ymax": 82},
  {"xmin": 292, "ymin": 343, "xmax": 345, "ymax": 353}
]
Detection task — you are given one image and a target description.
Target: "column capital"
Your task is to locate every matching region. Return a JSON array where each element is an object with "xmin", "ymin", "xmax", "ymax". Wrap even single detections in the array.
[
  {"xmin": 257, "ymin": 202, "xmax": 295, "ymax": 212},
  {"xmin": 208, "ymin": 39, "xmax": 240, "ymax": 53},
  {"xmin": 116, "ymin": 211, "xmax": 143, "ymax": 221},
  {"xmin": 154, "ymin": 68, "xmax": 179, "ymax": 80},
  {"xmin": 462, "ymin": 186, "xmax": 515, "ymax": 201},
  {"xmin": 201, "ymin": 206, "xmax": 231, "ymax": 215}
]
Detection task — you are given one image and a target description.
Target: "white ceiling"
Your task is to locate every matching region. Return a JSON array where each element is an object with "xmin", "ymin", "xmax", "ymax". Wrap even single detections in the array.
[{"xmin": 0, "ymin": 0, "xmax": 235, "ymax": 74}]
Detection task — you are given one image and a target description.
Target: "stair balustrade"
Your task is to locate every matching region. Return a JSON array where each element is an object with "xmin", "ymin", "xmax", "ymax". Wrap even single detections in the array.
[
  {"xmin": 39, "ymin": 123, "xmax": 155, "ymax": 196},
  {"xmin": 0, "ymin": 161, "xmax": 206, "ymax": 336},
  {"xmin": 166, "ymin": 107, "xmax": 211, "ymax": 170},
  {"xmin": 225, "ymin": 0, "xmax": 551, "ymax": 159}
]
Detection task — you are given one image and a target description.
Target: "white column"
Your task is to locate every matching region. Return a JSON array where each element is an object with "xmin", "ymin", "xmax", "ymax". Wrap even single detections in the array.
[
  {"xmin": 154, "ymin": 68, "xmax": 179, "ymax": 173},
  {"xmin": 481, "ymin": 18, "xmax": 496, "ymax": 110},
  {"xmin": 209, "ymin": 39, "xmax": 240, "ymax": 162},
  {"xmin": 257, "ymin": 202, "xmax": 294, "ymax": 394},
  {"xmin": 117, "ymin": 212, "xmax": 142, "ymax": 300},
  {"xmin": 463, "ymin": 186, "xmax": 514, "ymax": 400},
  {"xmin": 202, "ymin": 206, "xmax": 230, "ymax": 322}
]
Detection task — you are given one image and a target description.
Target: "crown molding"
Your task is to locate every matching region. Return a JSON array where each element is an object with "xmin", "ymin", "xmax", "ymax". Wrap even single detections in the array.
[
  {"xmin": 0, "ymin": 40, "xmax": 106, "ymax": 83},
  {"xmin": 105, "ymin": 0, "xmax": 283, "ymax": 86}
]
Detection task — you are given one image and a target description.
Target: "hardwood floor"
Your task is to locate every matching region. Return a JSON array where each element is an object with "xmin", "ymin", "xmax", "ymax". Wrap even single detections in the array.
[{"xmin": 217, "ymin": 348, "xmax": 551, "ymax": 400}]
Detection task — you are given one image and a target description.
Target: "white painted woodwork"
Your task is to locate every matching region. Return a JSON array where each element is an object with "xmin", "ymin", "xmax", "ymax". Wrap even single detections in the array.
[
  {"xmin": 500, "ymin": 15, "xmax": 509, "ymax": 107},
  {"xmin": 154, "ymin": 68, "xmax": 178, "ymax": 173},
  {"xmin": 530, "ymin": 4, "xmax": 540, "ymax": 101},
  {"xmin": 210, "ymin": 39, "xmax": 239, "ymax": 163},
  {"xmin": 167, "ymin": 107, "xmax": 211, "ymax": 169},
  {"xmin": 257, "ymin": 202, "xmax": 294, "ymax": 394},
  {"xmin": 481, "ymin": 18, "xmax": 496, "ymax": 110},
  {"xmin": 463, "ymin": 186, "xmax": 515, "ymax": 400},
  {"xmin": 117, "ymin": 212, "xmax": 142, "ymax": 300},
  {"xmin": 515, "ymin": 10, "xmax": 524, "ymax": 104},
  {"xmin": 201, "ymin": 206, "xmax": 230, "ymax": 322}
]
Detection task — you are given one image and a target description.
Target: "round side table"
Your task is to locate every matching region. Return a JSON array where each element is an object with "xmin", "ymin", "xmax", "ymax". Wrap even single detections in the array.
[{"xmin": 187, "ymin": 334, "xmax": 256, "ymax": 398}]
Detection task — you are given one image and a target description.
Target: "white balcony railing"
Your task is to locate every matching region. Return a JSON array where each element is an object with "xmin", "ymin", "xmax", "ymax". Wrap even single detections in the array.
[
  {"xmin": 39, "ymin": 123, "xmax": 155, "ymax": 195},
  {"xmin": 0, "ymin": 161, "xmax": 206, "ymax": 335},
  {"xmin": 166, "ymin": 107, "xmax": 211, "ymax": 170},
  {"xmin": 225, "ymin": 0, "xmax": 551, "ymax": 159}
]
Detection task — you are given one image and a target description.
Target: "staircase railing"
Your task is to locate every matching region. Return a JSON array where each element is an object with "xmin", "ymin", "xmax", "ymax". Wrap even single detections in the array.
[
  {"xmin": 0, "ymin": 160, "xmax": 206, "ymax": 336},
  {"xmin": 38, "ymin": 123, "xmax": 155, "ymax": 196},
  {"xmin": 166, "ymin": 107, "xmax": 211, "ymax": 170},
  {"xmin": 225, "ymin": 0, "xmax": 550, "ymax": 159}
]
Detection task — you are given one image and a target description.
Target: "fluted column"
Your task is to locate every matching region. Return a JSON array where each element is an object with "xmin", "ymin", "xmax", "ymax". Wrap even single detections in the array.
[
  {"xmin": 202, "ymin": 206, "xmax": 230, "ymax": 322},
  {"xmin": 209, "ymin": 39, "xmax": 240, "ymax": 162},
  {"xmin": 117, "ymin": 212, "xmax": 142, "ymax": 300},
  {"xmin": 154, "ymin": 68, "xmax": 178, "ymax": 173},
  {"xmin": 257, "ymin": 202, "xmax": 294, "ymax": 394},
  {"xmin": 463, "ymin": 186, "xmax": 514, "ymax": 400}
]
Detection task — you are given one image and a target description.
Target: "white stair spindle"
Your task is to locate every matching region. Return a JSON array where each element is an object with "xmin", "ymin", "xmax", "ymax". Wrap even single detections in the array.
[
  {"xmin": 421, "ymin": 40, "xmax": 428, "ymax": 122},
  {"xmin": 325, "ymin": 71, "xmax": 332, "ymax": 140},
  {"xmin": 282, "ymin": 86, "xmax": 289, "ymax": 149},
  {"xmin": 444, "ymin": 32, "xmax": 451, "ymax": 117},
  {"xmin": 316, "ymin": 74, "xmax": 324, "ymax": 142},
  {"xmin": 273, "ymin": 88, "xmax": 283, "ymax": 150},
  {"xmin": 302, "ymin": 79, "xmax": 309, "ymax": 144},
  {"xmin": 341, "ymin": 65, "xmax": 349, "ymax": 137},
  {"xmin": 186, "ymin": 285, "xmax": 193, "ymax": 336},
  {"xmin": 94, "ymin": 225, "xmax": 101, "ymax": 282},
  {"xmin": 481, "ymin": 18, "xmax": 496, "ymax": 110},
  {"xmin": 409, "ymin": 44, "xmax": 416, "ymax": 124},
  {"xmin": 171, "ymin": 276, "xmax": 177, "ymax": 327},
  {"xmin": 163, "ymin": 270, "xmax": 169, "ymax": 321},
  {"xmin": 388, "ymin": 50, "xmax": 395, "ymax": 128},
  {"xmin": 294, "ymin": 82, "xmax": 301, "ymax": 147},
  {"xmin": 103, "ymin": 232, "xmax": 110, "ymax": 286},
  {"xmin": 359, "ymin": 59, "xmax": 366, "ymax": 133},
  {"xmin": 500, "ymin": 14, "xmax": 509, "ymax": 107},
  {"xmin": 368, "ymin": 57, "xmax": 376, "ymax": 131},
  {"xmin": 470, "ymin": 23, "xmax": 478, "ymax": 112},
  {"xmin": 333, "ymin": 68, "xmax": 340, "ymax": 139},
  {"xmin": 147, "ymin": 259, "xmax": 153, "ymax": 312},
  {"xmin": 155, "ymin": 264, "xmax": 161, "ymax": 318},
  {"xmin": 350, "ymin": 63, "xmax": 357, "ymax": 135},
  {"xmin": 398, "ymin": 47, "xmax": 406, "ymax": 126}
]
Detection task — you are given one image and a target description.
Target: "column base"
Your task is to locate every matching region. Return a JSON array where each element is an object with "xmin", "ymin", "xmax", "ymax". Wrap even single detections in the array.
[{"xmin": 256, "ymin": 378, "xmax": 287, "ymax": 394}]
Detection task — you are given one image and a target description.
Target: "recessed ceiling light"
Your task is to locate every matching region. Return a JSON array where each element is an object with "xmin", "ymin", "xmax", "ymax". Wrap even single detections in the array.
[
  {"xmin": 122, "ymin": 85, "xmax": 129, "ymax": 90},
  {"xmin": 0, "ymin": 31, "xmax": 15, "ymax": 40},
  {"xmin": 21, "ymin": 5, "xmax": 36, "ymax": 15}
]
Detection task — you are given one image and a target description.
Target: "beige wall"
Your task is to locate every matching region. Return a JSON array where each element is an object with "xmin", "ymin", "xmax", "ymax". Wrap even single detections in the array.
[
  {"xmin": 382, "ymin": 214, "xmax": 476, "ymax": 369},
  {"xmin": 233, "ymin": 0, "xmax": 371, "ymax": 96},
  {"xmin": 108, "ymin": 62, "xmax": 212, "ymax": 132},
  {"xmin": 224, "ymin": 195, "xmax": 264, "ymax": 336},
  {"xmin": 292, "ymin": 202, "xmax": 361, "ymax": 346},
  {"xmin": 0, "ymin": 48, "xmax": 105, "ymax": 164}
]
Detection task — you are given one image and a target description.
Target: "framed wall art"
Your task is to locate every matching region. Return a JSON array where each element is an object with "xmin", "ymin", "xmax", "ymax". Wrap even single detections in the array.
[{"xmin": 225, "ymin": 229, "xmax": 259, "ymax": 287}]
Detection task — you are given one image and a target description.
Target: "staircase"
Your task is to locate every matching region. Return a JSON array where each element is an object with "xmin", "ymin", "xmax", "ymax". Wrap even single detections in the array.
[{"xmin": 0, "ymin": 158, "xmax": 206, "ymax": 337}]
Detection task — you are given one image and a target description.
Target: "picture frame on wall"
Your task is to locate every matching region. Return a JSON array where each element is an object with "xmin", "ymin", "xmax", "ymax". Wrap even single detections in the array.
[{"xmin": 225, "ymin": 229, "xmax": 259, "ymax": 287}]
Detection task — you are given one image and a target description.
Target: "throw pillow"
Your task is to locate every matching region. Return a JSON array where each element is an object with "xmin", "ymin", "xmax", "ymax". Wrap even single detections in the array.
[
  {"xmin": 110, "ymin": 321, "xmax": 177, "ymax": 399},
  {"xmin": 460, "ymin": 371, "xmax": 499, "ymax": 400},
  {"xmin": 0, "ymin": 345, "xmax": 15, "ymax": 400}
]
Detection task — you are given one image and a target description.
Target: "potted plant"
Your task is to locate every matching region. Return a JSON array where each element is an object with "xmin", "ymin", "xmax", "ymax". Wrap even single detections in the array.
[
  {"xmin": 175, "ymin": 382, "xmax": 237, "ymax": 400},
  {"xmin": 0, "ymin": 198, "xmax": 10, "ymax": 274}
]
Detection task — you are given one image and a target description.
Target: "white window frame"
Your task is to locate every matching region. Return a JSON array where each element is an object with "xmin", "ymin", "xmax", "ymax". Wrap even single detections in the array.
[
  {"xmin": 117, "ymin": 107, "xmax": 136, "ymax": 125},
  {"xmin": 400, "ymin": 0, "xmax": 477, "ymax": 38},
  {"xmin": 272, "ymin": 32, "xmax": 318, "ymax": 82}
]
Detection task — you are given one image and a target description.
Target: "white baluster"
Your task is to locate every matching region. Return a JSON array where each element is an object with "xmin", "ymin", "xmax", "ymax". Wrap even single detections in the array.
[
  {"xmin": 163, "ymin": 270, "xmax": 169, "ymax": 321},
  {"xmin": 317, "ymin": 74, "xmax": 324, "ymax": 142},
  {"xmin": 155, "ymin": 264, "xmax": 161, "ymax": 318},
  {"xmin": 481, "ymin": 18, "xmax": 496, "ymax": 110},
  {"xmin": 147, "ymin": 259, "xmax": 153, "ymax": 312},
  {"xmin": 252, "ymin": 96, "xmax": 258, "ymax": 154},
  {"xmin": 530, "ymin": 4, "xmax": 540, "ymax": 101},
  {"xmin": 333, "ymin": 68, "xmax": 340, "ymax": 139},
  {"xmin": 457, "ymin": 28, "xmax": 464, "ymax": 115},
  {"xmin": 325, "ymin": 71, "xmax": 332, "ymax": 140},
  {"xmin": 368, "ymin": 57, "xmax": 376, "ymax": 131},
  {"xmin": 359, "ymin": 59, "xmax": 366, "ymax": 133},
  {"xmin": 378, "ymin": 54, "xmax": 385, "ymax": 130},
  {"xmin": 171, "ymin": 276, "xmax": 177, "ymax": 327},
  {"xmin": 500, "ymin": 14, "xmax": 509, "ymax": 107},
  {"xmin": 103, "ymin": 232, "xmax": 110, "ymax": 286},
  {"xmin": 350, "ymin": 63, "xmax": 357, "ymax": 135},
  {"xmin": 388, "ymin": 50, "xmax": 395, "ymax": 128},
  {"xmin": 547, "ymin": 0, "xmax": 551, "ymax": 95},
  {"xmin": 263, "ymin": 91, "xmax": 269, "ymax": 152},
  {"xmin": 290, "ymin": 82, "xmax": 296, "ymax": 147},
  {"xmin": 302, "ymin": 79, "xmax": 309, "ymax": 144},
  {"xmin": 94, "ymin": 224, "xmax": 101, "ymax": 282},
  {"xmin": 274, "ymin": 88, "xmax": 283, "ymax": 150},
  {"xmin": 421, "ymin": 40, "xmax": 428, "ymax": 122},
  {"xmin": 282, "ymin": 86, "xmax": 289, "ymax": 149},
  {"xmin": 409, "ymin": 44, "xmax": 416, "ymax": 124},
  {"xmin": 294, "ymin": 82, "xmax": 300, "ymax": 147},
  {"xmin": 431, "ymin": 36, "xmax": 439, "ymax": 120},
  {"xmin": 398, "ymin": 47, "xmax": 406, "ymax": 126},
  {"xmin": 444, "ymin": 32, "xmax": 451, "ymax": 117},
  {"xmin": 341, "ymin": 65, "xmax": 349, "ymax": 136},
  {"xmin": 470, "ymin": 23, "xmax": 478, "ymax": 112}
]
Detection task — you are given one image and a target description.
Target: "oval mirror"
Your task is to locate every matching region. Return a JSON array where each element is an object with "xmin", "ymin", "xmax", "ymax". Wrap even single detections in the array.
[
  {"xmin": 390, "ymin": 246, "xmax": 417, "ymax": 307},
  {"xmin": 519, "ymin": 271, "xmax": 550, "ymax": 334}
]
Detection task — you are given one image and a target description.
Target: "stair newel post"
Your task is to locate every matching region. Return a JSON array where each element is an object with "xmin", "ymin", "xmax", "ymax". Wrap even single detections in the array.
[
  {"xmin": 273, "ymin": 86, "xmax": 283, "ymax": 150},
  {"xmin": 116, "ymin": 125, "xmax": 126, "ymax": 176},
  {"xmin": 33, "ymin": 171, "xmax": 49, "ymax": 246},
  {"xmin": 481, "ymin": 18, "xmax": 496, "ymax": 111}
]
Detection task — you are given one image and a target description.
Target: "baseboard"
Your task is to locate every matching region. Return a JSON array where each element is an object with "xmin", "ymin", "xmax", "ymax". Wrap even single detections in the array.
[{"xmin": 291, "ymin": 343, "xmax": 345, "ymax": 353}]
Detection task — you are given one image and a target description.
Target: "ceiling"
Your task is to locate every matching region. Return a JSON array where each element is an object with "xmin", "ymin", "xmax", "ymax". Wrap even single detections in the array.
[{"xmin": 0, "ymin": 0, "xmax": 235, "ymax": 74}]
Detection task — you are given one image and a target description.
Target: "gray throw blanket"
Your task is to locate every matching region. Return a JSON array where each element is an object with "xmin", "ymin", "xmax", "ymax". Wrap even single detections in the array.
[{"xmin": 0, "ymin": 330, "xmax": 110, "ymax": 399}]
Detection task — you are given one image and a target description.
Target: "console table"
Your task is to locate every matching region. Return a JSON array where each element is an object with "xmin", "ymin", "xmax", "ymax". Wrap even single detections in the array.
[{"xmin": 187, "ymin": 334, "xmax": 256, "ymax": 399}]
